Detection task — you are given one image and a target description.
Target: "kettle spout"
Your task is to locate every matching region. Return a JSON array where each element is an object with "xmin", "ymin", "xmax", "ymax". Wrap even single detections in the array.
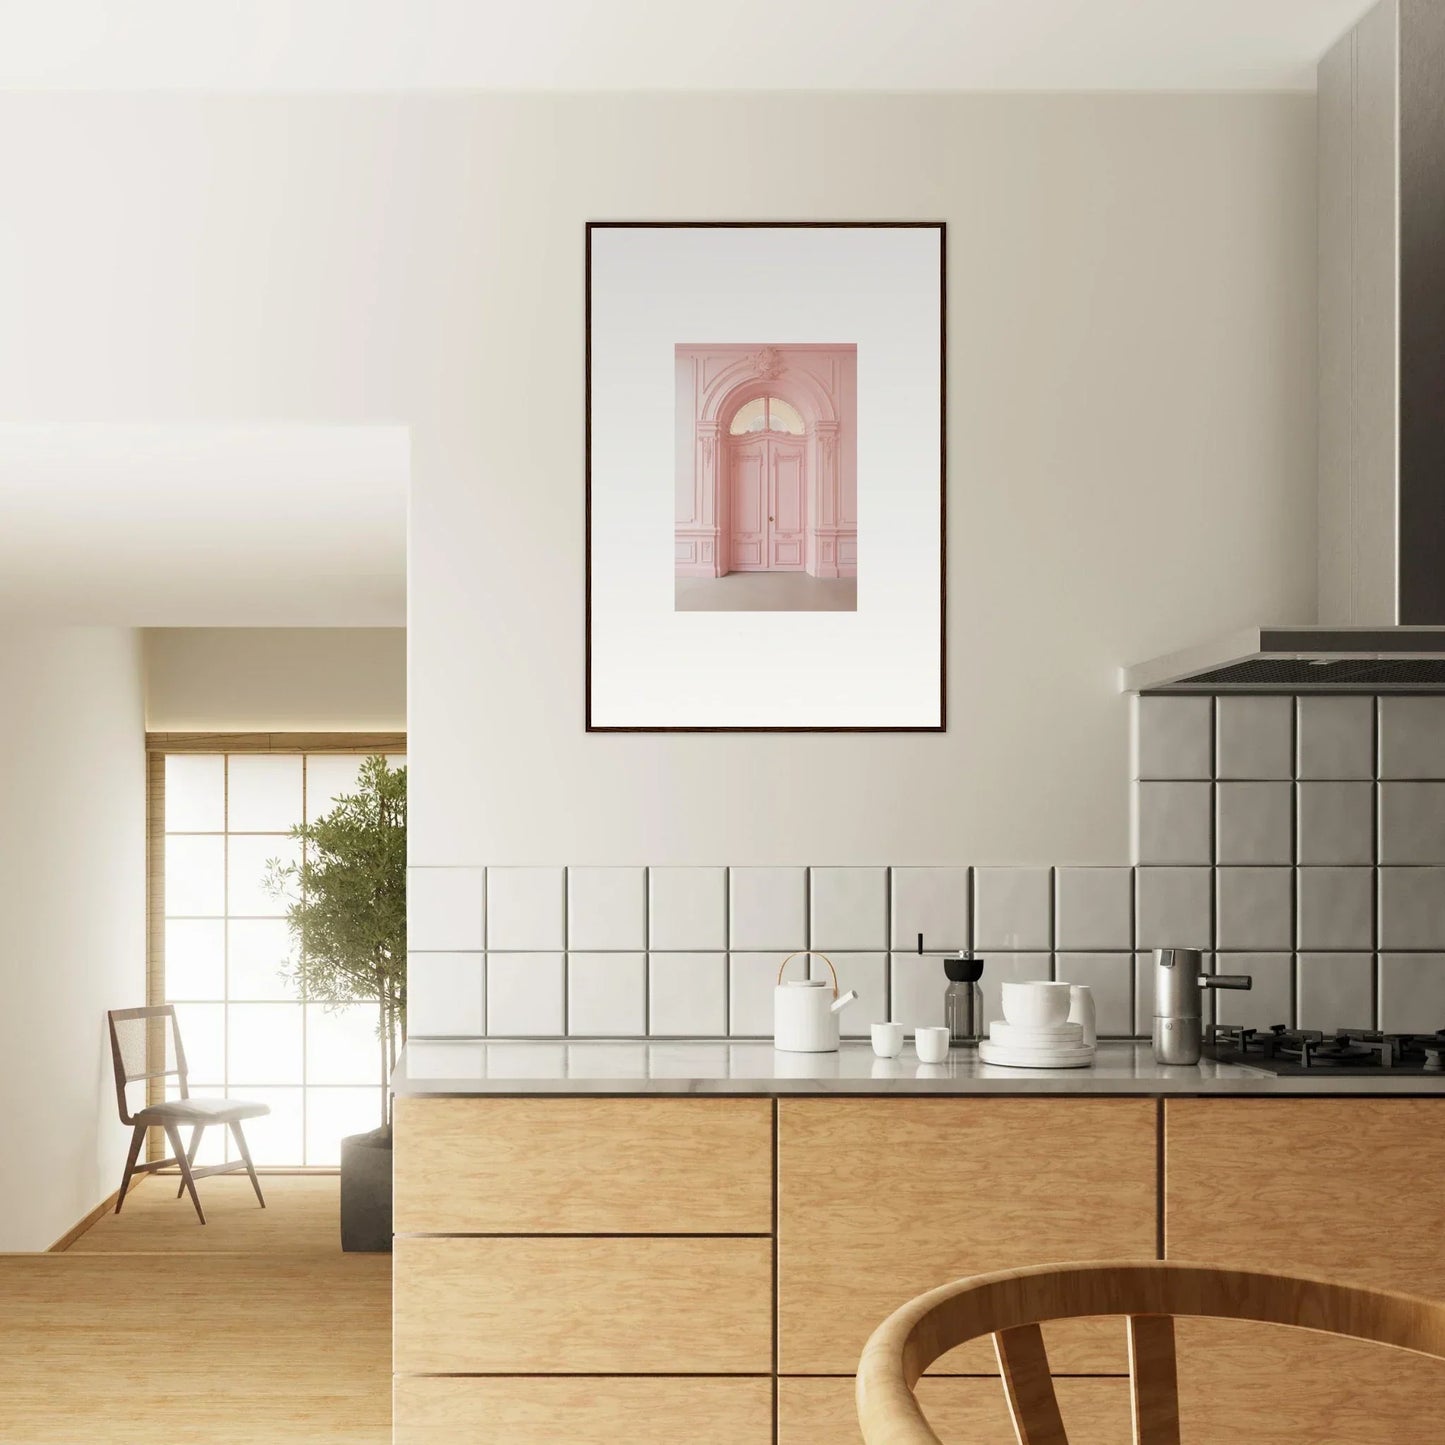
[{"xmin": 830, "ymin": 989, "xmax": 859, "ymax": 1014}]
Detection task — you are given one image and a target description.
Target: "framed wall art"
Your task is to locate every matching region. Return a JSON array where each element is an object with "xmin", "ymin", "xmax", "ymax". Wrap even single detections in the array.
[{"xmin": 586, "ymin": 222, "xmax": 945, "ymax": 731}]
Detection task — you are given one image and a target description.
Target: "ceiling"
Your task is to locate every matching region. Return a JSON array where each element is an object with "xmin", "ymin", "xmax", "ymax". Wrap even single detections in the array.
[
  {"xmin": 0, "ymin": 425, "xmax": 408, "ymax": 626},
  {"xmin": 0, "ymin": 0, "xmax": 1377, "ymax": 92}
]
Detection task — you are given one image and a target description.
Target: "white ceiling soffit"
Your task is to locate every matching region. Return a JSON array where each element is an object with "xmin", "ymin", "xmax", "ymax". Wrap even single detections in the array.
[
  {"xmin": 0, "ymin": 0, "xmax": 1379, "ymax": 93},
  {"xmin": 0, "ymin": 424, "xmax": 407, "ymax": 626}
]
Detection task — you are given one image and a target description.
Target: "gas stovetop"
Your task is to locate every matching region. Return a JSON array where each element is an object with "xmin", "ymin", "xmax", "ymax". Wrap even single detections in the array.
[{"xmin": 1206, "ymin": 1025, "xmax": 1445, "ymax": 1076}]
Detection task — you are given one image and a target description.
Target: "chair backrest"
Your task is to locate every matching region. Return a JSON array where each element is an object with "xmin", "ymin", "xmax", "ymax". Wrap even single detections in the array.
[
  {"xmin": 107, "ymin": 1006, "xmax": 189, "ymax": 1125},
  {"xmin": 855, "ymin": 1260, "xmax": 1445, "ymax": 1445}
]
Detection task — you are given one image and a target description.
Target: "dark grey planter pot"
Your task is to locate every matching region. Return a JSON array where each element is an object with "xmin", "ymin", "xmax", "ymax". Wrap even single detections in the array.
[{"xmin": 340, "ymin": 1125, "xmax": 393, "ymax": 1253}]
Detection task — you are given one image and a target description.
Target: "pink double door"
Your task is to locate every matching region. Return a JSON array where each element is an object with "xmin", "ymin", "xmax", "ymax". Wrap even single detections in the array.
[{"xmin": 728, "ymin": 435, "xmax": 805, "ymax": 571}]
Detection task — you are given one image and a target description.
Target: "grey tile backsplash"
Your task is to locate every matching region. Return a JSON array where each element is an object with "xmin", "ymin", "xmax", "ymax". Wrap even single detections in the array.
[{"xmin": 409, "ymin": 695, "xmax": 1445, "ymax": 1039}]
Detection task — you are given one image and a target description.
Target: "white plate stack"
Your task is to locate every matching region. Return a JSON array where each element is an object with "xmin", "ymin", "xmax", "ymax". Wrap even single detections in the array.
[{"xmin": 977, "ymin": 981, "xmax": 1096, "ymax": 1069}]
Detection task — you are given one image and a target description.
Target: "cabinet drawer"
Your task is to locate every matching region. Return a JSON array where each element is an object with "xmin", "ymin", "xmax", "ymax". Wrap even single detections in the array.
[
  {"xmin": 393, "ymin": 1096, "xmax": 772, "ymax": 1234},
  {"xmin": 393, "ymin": 1236, "xmax": 773, "ymax": 1374},
  {"xmin": 778, "ymin": 1098, "xmax": 1157, "ymax": 1374},
  {"xmin": 395, "ymin": 1376, "xmax": 773, "ymax": 1445},
  {"xmin": 779, "ymin": 1376, "xmax": 1131, "ymax": 1445}
]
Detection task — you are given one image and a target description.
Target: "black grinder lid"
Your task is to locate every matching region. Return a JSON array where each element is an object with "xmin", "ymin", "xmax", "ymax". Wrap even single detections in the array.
[{"xmin": 944, "ymin": 952, "xmax": 984, "ymax": 983}]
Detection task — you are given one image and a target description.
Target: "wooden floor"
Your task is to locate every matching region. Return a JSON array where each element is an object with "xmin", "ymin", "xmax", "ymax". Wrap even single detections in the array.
[{"xmin": 0, "ymin": 1175, "xmax": 391, "ymax": 1443}]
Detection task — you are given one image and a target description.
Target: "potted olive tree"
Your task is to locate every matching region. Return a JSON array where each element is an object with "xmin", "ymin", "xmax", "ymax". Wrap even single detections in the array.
[{"xmin": 265, "ymin": 755, "xmax": 406, "ymax": 1252}]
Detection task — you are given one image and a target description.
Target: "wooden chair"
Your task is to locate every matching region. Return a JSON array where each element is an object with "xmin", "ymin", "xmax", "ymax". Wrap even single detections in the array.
[
  {"xmin": 855, "ymin": 1259, "xmax": 1445, "ymax": 1444},
  {"xmin": 107, "ymin": 1005, "xmax": 271, "ymax": 1225}
]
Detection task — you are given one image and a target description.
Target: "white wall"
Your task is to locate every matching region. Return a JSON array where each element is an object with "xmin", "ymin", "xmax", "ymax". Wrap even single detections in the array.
[
  {"xmin": 0, "ymin": 627, "xmax": 145, "ymax": 1250},
  {"xmin": 145, "ymin": 628, "xmax": 407, "ymax": 731},
  {"xmin": 0, "ymin": 92, "xmax": 1316, "ymax": 867}
]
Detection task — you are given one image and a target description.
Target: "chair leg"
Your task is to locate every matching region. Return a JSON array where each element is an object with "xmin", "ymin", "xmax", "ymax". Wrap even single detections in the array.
[
  {"xmin": 176, "ymin": 1124, "xmax": 204, "ymax": 1199},
  {"xmin": 229, "ymin": 1119, "xmax": 266, "ymax": 1209},
  {"xmin": 114, "ymin": 1123, "xmax": 147, "ymax": 1215},
  {"xmin": 164, "ymin": 1123, "xmax": 206, "ymax": 1224}
]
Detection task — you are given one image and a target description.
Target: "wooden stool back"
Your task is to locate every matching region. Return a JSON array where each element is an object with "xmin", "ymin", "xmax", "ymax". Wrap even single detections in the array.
[{"xmin": 855, "ymin": 1260, "xmax": 1445, "ymax": 1445}]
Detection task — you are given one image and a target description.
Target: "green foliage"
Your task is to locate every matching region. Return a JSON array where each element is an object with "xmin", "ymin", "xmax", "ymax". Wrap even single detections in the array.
[{"xmin": 264, "ymin": 756, "xmax": 407, "ymax": 1085}]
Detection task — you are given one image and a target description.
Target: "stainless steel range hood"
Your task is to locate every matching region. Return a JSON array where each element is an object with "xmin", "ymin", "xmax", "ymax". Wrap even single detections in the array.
[{"xmin": 1123, "ymin": 0, "xmax": 1445, "ymax": 695}]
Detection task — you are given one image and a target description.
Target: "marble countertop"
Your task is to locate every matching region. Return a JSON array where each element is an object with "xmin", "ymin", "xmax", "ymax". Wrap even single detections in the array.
[{"xmin": 392, "ymin": 1039, "xmax": 1445, "ymax": 1096}]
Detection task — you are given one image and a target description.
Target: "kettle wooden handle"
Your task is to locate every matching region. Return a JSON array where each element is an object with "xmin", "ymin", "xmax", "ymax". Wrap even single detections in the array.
[{"xmin": 777, "ymin": 950, "xmax": 839, "ymax": 997}]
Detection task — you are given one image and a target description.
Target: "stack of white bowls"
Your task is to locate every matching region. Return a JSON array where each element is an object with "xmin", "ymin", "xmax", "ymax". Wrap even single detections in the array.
[{"xmin": 978, "ymin": 981, "xmax": 1095, "ymax": 1069}]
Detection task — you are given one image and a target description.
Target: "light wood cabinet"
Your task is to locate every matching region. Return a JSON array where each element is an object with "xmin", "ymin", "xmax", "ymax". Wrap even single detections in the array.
[
  {"xmin": 393, "ymin": 1096, "xmax": 772, "ymax": 1234},
  {"xmin": 394, "ymin": 1377, "xmax": 773, "ymax": 1445},
  {"xmin": 777, "ymin": 1098, "xmax": 1158, "ymax": 1374},
  {"xmin": 778, "ymin": 1376, "xmax": 1132, "ymax": 1445},
  {"xmin": 393, "ymin": 1235, "xmax": 772, "ymax": 1374},
  {"xmin": 1165, "ymin": 1099, "xmax": 1445, "ymax": 1441}
]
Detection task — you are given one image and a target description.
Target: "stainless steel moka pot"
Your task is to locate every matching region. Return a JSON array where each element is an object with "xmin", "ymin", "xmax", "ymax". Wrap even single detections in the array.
[{"xmin": 1152, "ymin": 948, "xmax": 1252, "ymax": 1065}]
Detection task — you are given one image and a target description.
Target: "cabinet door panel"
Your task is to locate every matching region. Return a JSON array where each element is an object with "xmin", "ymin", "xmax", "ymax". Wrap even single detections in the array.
[
  {"xmin": 779, "ymin": 1376, "xmax": 1131, "ymax": 1445},
  {"xmin": 778, "ymin": 1099, "xmax": 1157, "ymax": 1374},
  {"xmin": 1165, "ymin": 1099, "xmax": 1445, "ymax": 1436},
  {"xmin": 394, "ymin": 1096, "xmax": 772, "ymax": 1234},
  {"xmin": 395, "ymin": 1377, "xmax": 772, "ymax": 1445}
]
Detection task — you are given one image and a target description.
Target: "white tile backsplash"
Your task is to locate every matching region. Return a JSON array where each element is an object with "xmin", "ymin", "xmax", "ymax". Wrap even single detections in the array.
[
  {"xmin": 728, "ymin": 952, "xmax": 785, "ymax": 1036},
  {"xmin": 486, "ymin": 953, "xmax": 564, "ymax": 1035},
  {"xmin": 407, "ymin": 952, "xmax": 484, "ymax": 1036},
  {"xmin": 728, "ymin": 867, "xmax": 807, "ymax": 951},
  {"xmin": 1297, "ymin": 953, "xmax": 1375, "ymax": 1034},
  {"xmin": 1212, "ymin": 953, "xmax": 1293, "ymax": 1031},
  {"xmin": 889, "ymin": 952, "xmax": 945, "ymax": 1029},
  {"xmin": 1054, "ymin": 953, "xmax": 1132, "ymax": 1036},
  {"xmin": 407, "ymin": 867, "xmax": 485, "ymax": 952},
  {"xmin": 1054, "ymin": 868, "xmax": 1132, "ymax": 951},
  {"xmin": 1216, "ymin": 696, "xmax": 1293, "ymax": 779},
  {"xmin": 889, "ymin": 866, "xmax": 969, "ymax": 951},
  {"xmin": 973, "ymin": 868, "xmax": 1051, "ymax": 950},
  {"xmin": 1134, "ymin": 695, "xmax": 1212, "ymax": 780},
  {"xmin": 486, "ymin": 867, "xmax": 566, "ymax": 951},
  {"xmin": 1379, "ymin": 953, "xmax": 1445, "ymax": 1033},
  {"xmin": 567, "ymin": 867, "xmax": 646, "ymax": 951},
  {"xmin": 808, "ymin": 950, "xmax": 887, "ymax": 1037},
  {"xmin": 567, "ymin": 952, "xmax": 646, "ymax": 1036},
  {"xmin": 809, "ymin": 867, "xmax": 887, "ymax": 951},
  {"xmin": 648, "ymin": 952, "xmax": 727, "ymax": 1037},
  {"xmin": 648, "ymin": 867, "xmax": 727, "ymax": 951}
]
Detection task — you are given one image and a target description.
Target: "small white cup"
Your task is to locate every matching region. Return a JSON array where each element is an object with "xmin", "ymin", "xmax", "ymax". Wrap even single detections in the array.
[
  {"xmin": 1067, "ymin": 984, "xmax": 1097, "ymax": 1047},
  {"xmin": 871, "ymin": 1022, "xmax": 905, "ymax": 1058},
  {"xmin": 914, "ymin": 1026, "xmax": 951, "ymax": 1064}
]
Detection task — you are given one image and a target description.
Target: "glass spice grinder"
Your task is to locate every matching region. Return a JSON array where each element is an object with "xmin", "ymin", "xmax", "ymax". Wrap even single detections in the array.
[{"xmin": 944, "ymin": 952, "xmax": 985, "ymax": 1046}]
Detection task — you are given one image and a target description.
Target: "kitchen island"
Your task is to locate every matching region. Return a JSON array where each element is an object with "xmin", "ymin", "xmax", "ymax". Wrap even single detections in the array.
[{"xmin": 391, "ymin": 1041, "xmax": 1445, "ymax": 1444}]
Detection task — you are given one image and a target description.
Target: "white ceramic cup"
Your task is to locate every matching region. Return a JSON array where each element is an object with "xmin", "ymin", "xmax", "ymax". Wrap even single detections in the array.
[
  {"xmin": 1001, "ymin": 980, "xmax": 1073, "ymax": 1030},
  {"xmin": 914, "ymin": 1026, "xmax": 951, "ymax": 1064},
  {"xmin": 871, "ymin": 1022, "xmax": 905, "ymax": 1058},
  {"xmin": 1067, "ymin": 984, "xmax": 1097, "ymax": 1047}
]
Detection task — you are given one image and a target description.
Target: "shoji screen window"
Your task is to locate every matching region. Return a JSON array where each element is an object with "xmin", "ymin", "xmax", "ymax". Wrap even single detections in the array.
[{"xmin": 162, "ymin": 750, "xmax": 401, "ymax": 1166}]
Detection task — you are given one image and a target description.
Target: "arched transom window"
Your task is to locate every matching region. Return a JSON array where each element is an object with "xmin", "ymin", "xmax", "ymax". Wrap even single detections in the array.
[{"xmin": 728, "ymin": 396, "xmax": 805, "ymax": 436}]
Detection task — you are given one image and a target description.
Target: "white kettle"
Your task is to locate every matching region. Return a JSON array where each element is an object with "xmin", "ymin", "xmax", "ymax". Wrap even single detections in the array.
[{"xmin": 774, "ymin": 951, "xmax": 858, "ymax": 1053}]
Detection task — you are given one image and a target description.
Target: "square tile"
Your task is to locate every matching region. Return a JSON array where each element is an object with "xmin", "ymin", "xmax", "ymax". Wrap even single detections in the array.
[
  {"xmin": 1211, "ymin": 953, "xmax": 1293, "ymax": 1032},
  {"xmin": 1379, "ymin": 867, "xmax": 1445, "ymax": 949},
  {"xmin": 1215, "ymin": 783, "xmax": 1293, "ymax": 865},
  {"xmin": 1297, "ymin": 953, "xmax": 1375, "ymax": 1033},
  {"xmin": 486, "ymin": 867, "xmax": 565, "ymax": 951},
  {"xmin": 808, "ymin": 951, "xmax": 887, "ymax": 1037},
  {"xmin": 1134, "ymin": 695, "xmax": 1213, "ymax": 779},
  {"xmin": 648, "ymin": 867, "xmax": 727, "ymax": 951},
  {"xmin": 1054, "ymin": 868, "xmax": 1132, "ymax": 951},
  {"xmin": 889, "ymin": 952, "xmax": 947, "ymax": 1030},
  {"xmin": 486, "ymin": 953, "xmax": 565, "ymax": 1035},
  {"xmin": 1216, "ymin": 868, "xmax": 1293, "ymax": 951},
  {"xmin": 1379, "ymin": 783, "xmax": 1445, "ymax": 864},
  {"xmin": 1379, "ymin": 697, "xmax": 1445, "ymax": 778},
  {"xmin": 566, "ymin": 952, "xmax": 646, "ymax": 1036},
  {"xmin": 1135, "ymin": 952, "xmax": 1215, "ymax": 1034},
  {"xmin": 889, "ymin": 867, "xmax": 970, "ymax": 952},
  {"xmin": 1297, "ymin": 696, "xmax": 1374, "ymax": 779},
  {"xmin": 1295, "ymin": 867, "xmax": 1374, "ymax": 950},
  {"xmin": 648, "ymin": 953, "xmax": 727, "ymax": 1037},
  {"xmin": 1216, "ymin": 696, "xmax": 1294, "ymax": 780},
  {"xmin": 1379, "ymin": 954, "xmax": 1445, "ymax": 1033},
  {"xmin": 407, "ymin": 952, "xmax": 484, "ymax": 1037},
  {"xmin": 1136, "ymin": 868, "xmax": 1212, "ymax": 951},
  {"xmin": 566, "ymin": 867, "xmax": 646, "ymax": 951},
  {"xmin": 407, "ymin": 867, "xmax": 485, "ymax": 952},
  {"xmin": 1055, "ymin": 954, "xmax": 1132, "ymax": 1037},
  {"xmin": 728, "ymin": 952, "xmax": 788, "ymax": 1037},
  {"xmin": 728, "ymin": 867, "xmax": 807, "ymax": 951},
  {"xmin": 810, "ymin": 867, "xmax": 888, "ymax": 951},
  {"xmin": 1297, "ymin": 782, "xmax": 1374, "ymax": 865},
  {"xmin": 973, "ymin": 868, "xmax": 1052, "ymax": 950},
  {"xmin": 978, "ymin": 954, "xmax": 1054, "ymax": 1032},
  {"xmin": 1134, "ymin": 782, "xmax": 1212, "ymax": 865}
]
